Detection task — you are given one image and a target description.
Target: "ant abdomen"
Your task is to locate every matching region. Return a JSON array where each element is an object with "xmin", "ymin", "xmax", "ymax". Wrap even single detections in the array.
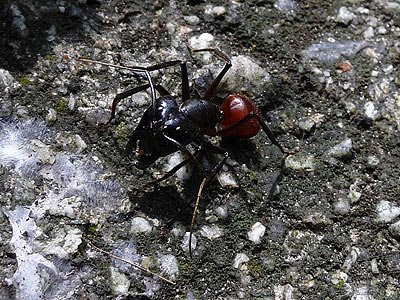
[{"xmin": 218, "ymin": 94, "xmax": 261, "ymax": 139}]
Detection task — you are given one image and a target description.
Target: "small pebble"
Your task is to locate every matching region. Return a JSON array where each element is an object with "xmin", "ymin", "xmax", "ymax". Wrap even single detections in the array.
[
  {"xmin": 214, "ymin": 206, "xmax": 228, "ymax": 219},
  {"xmin": 183, "ymin": 15, "xmax": 200, "ymax": 25},
  {"xmin": 0, "ymin": 69, "xmax": 15, "ymax": 89},
  {"xmin": 327, "ymin": 138, "xmax": 352, "ymax": 159},
  {"xmin": 364, "ymin": 101, "xmax": 379, "ymax": 120},
  {"xmin": 371, "ymin": 258, "xmax": 379, "ymax": 274},
  {"xmin": 303, "ymin": 212, "xmax": 333, "ymax": 228},
  {"xmin": 110, "ymin": 267, "xmax": 130, "ymax": 295},
  {"xmin": 130, "ymin": 217, "xmax": 153, "ymax": 234},
  {"xmin": 363, "ymin": 26, "xmax": 375, "ymax": 39},
  {"xmin": 298, "ymin": 117, "xmax": 315, "ymax": 132},
  {"xmin": 171, "ymin": 223, "xmax": 185, "ymax": 237},
  {"xmin": 247, "ymin": 222, "xmax": 266, "ymax": 244},
  {"xmin": 212, "ymin": 6, "xmax": 226, "ymax": 16},
  {"xmin": 376, "ymin": 201, "xmax": 400, "ymax": 223},
  {"xmin": 158, "ymin": 254, "xmax": 179, "ymax": 280},
  {"xmin": 285, "ymin": 154, "xmax": 315, "ymax": 172},
  {"xmin": 366, "ymin": 155, "xmax": 379, "ymax": 168},
  {"xmin": 389, "ymin": 220, "xmax": 400, "ymax": 238},
  {"xmin": 336, "ymin": 7, "xmax": 355, "ymax": 25},
  {"xmin": 46, "ymin": 108, "xmax": 57, "ymax": 123},
  {"xmin": 275, "ymin": 0, "xmax": 297, "ymax": 15},
  {"xmin": 181, "ymin": 232, "xmax": 197, "ymax": 253},
  {"xmin": 342, "ymin": 247, "xmax": 360, "ymax": 272},
  {"xmin": 217, "ymin": 172, "xmax": 238, "ymax": 188},
  {"xmin": 331, "ymin": 270, "xmax": 348, "ymax": 285},
  {"xmin": 334, "ymin": 197, "xmax": 351, "ymax": 215},
  {"xmin": 189, "ymin": 33, "xmax": 214, "ymax": 50},
  {"xmin": 233, "ymin": 253, "xmax": 249, "ymax": 268},
  {"xmin": 199, "ymin": 225, "xmax": 223, "ymax": 239},
  {"xmin": 74, "ymin": 134, "xmax": 87, "ymax": 152}
]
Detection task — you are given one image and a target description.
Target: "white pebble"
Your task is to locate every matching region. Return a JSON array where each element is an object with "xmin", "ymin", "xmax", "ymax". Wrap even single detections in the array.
[
  {"xmin": 158, "ymin": 254, "xmax": 179, "ymax": 280},
  {"xmin": 214, "ymin": 206, "xmax": 228, "ymax": 219},
  {"xmin": 183, "ymin": 15, "xmax": 200, "ymax": 25},
  {"xmin": 212, "ymin": 6, "xmax": 226, "ymax": 16},
  {"xmin": 364, "ymin": 101, "xmax": 379, "ymax": 120},
  {"xmin": 130, "ymin": 217, "xmax": 153, "ymax": 234},
  {"xmin": 331, "ymin": 270, "xmax": 348, "ymax": 285},
  {"xmin": 0, "ymin": 69, "xmax": 15, "ymax": 89},
  {"xmin": 217, "ymin": 172, "xmax": 238, "ymax": 188},
  {"xmin": 389, "ymin": 220, "xmax": 400, "ymax": 238},
  {"xmin": 376, "ymin": 201, "xmax": 400, "ymax": 223},
  {"xmin": 336, "ymin": 7, "xmax": 355, "ymax": 25},
  {"xmin": 334, "ymin": 197, "xmax": 351, "ymax": 215},
  {"xmin": 46, "ymin": 108, "xmax": 57, "ymax": 123},
  {"xmin": 363, "ymin": 26, "xmax": 374, "ymax": 39},
  {"xmin": 181, "ymin": 232, "xmax": 197, "ymax": 253},
  {"xmin": 285, "ymin": 154, "xmax": 315, "ymax": 172},
  {"xmin": 189, "ymin": 33, "xmax": 214, "ymax": 50},
  {"xmin": 74, "ymin": 134, "xmax": 87, "ymax": 152},
  {"xmin": 327, "ymin": 138, "xmax": 352, "ymax": 158},
  {"xmin": 233, "ymin": 253, "xmax": 249, "ymax": 268},
  {"xmin": 298, "ymin": 117, "xmax": 315, "ymax": 132},
  {"xmin": 110, "ymin": 267, "xmax": 130, "ymax": 295},
  {"xmin": 199, "ymin": 225, "xmax": 223, "ymax": 239},
  {"xmin": 247, "ymin": 222, "xmax": 266, "ymax": 244},
  {"xmin": 367, "ymin": 155, "xmax": 379, "ymax": 167}
]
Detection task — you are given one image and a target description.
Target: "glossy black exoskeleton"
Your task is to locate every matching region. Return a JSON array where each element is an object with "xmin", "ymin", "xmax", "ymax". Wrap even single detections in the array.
[{"xmin": 78, "ymin": 48, "xmax": 289, "ymax": 257}]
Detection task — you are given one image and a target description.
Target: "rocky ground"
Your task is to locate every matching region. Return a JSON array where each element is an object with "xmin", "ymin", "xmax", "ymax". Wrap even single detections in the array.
[{"xmin": 0, "ymin": 0, "xmax": 400, "ymax": 299}]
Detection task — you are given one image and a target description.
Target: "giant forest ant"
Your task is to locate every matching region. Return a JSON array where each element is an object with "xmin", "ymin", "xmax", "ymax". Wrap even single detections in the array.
[{"xmin": 78, "ymin": 48, "xmax": 290, "ymax": 257}]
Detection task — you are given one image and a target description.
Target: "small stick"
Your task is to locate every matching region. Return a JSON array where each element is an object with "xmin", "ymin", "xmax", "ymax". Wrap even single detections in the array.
[
  {"xmin": 189, "ymin": 177, "xmax": 208, "ymax": 258},
  {"xmin": 84, "ymin": 238, "xmax": 176, "ymax": 285}
]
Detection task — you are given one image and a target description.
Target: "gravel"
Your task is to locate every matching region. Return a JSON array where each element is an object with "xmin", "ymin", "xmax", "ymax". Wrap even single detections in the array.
[{"xmin": 1, "ymin": 0, "xmax": 399, "ymax": 299}]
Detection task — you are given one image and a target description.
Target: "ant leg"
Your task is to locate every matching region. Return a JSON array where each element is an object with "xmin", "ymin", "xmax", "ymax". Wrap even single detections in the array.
[
  {"xmin": 217, "ymin": 112, "xmax": 287, "ymax": 154},
  {"xmin": 125, "ymin": 60, "xmax": 190, "ymax": 101},
  {"xmin": 78, "ymin": 58, "xmax": 189, "ymax": 122},
  {"xmin": 141, "ymin": 146, "xmax": 202, "ymax": 188},
  {"xmin": 162, "ymin": 134, "xmax": 205, "ymax": 176},
  {"xmin": 108, "ymin": 84, "xmax": 170, "ymax": 124},
  {"xmin": 190, "ymin": 48, "xmax": 232, "ymax": 100},
  {"xmin": 189, "ymin": 141, "xmax": 229, "ymax": 257}
]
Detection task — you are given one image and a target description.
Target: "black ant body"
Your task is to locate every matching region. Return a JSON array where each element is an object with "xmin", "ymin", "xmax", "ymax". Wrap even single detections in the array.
[{"xmin": 78, "ymin": 48, "xmax": 289, "ymax": 256}]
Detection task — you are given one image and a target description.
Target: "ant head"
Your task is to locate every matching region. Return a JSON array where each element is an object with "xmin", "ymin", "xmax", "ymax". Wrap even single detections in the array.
[{"xmin": 181, "ymin": 99, "xmax": 223, "ymax": 129}]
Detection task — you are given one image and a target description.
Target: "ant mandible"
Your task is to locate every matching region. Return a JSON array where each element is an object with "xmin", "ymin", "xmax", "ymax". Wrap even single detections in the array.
[{"xmin": 78, "ymin": 48, "xmax": 289, "ymax": 256}]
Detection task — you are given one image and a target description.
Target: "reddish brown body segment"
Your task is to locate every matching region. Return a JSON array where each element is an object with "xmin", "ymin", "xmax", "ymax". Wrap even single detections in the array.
[{"xmin": 218, "ymin": 94, "xmax": 261, "ymax": 139}]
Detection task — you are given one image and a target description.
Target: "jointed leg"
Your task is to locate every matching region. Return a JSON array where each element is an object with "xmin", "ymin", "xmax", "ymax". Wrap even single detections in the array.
[
  {"xmin": 77, "ymin": 58, "xmax": 191, "ymax": 122},
  {"xmin": 189, "ymin": 140, "xmax": 229, "ymax": 257},
  {"xmin": 141, "ymin": 146, "xmax": 202, "ymax": 188},
  {"xmin": 162, "ymin": 134, "xmax": 205, "ymax": 176},
  {"xmin": 108, "ymin": 84, "xmax": 170, "ymax": 124},
  {"xmin": 189, "ymin": 48, "xmax": 232, "ymax": 100},
  {"xmin": 216, "ymin": 112, "xmax": 287, "ymax": 154}
]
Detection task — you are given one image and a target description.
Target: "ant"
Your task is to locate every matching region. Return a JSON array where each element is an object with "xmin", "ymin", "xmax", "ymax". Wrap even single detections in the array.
[{"xmin": 78, "ymin": 48, "xmax": 290, "ymax": 257}]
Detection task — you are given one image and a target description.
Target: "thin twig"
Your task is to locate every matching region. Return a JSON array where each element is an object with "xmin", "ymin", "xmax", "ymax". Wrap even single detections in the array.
[
  {"xmin": 84, "ymin": 238, "xmax": 176, "ymax": 285},
  {"xmin": 189, "ymin": 177, "xmax": 208, "ymax": 258}
]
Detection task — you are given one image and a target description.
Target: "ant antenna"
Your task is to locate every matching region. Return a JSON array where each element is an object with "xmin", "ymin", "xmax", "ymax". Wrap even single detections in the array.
[{"xmin": 76, "ymin": 58, "xmax": 157, "ymax": 128}]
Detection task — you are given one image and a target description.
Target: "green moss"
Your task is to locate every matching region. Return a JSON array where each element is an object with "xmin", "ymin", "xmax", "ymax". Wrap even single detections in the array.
[
  {"xmin": 87, "ymin": 224, "xmax": 98, "ymax": 235},
  {"xmin": 45, "ymin": 54, "xmax": 56, "ymax": 61},
  {"xmin": 114, "ymin": 122, "xmax": 130, "ymax": 144},
  {"xmin": 55, "ymin": 98, "xmax": 68, "ymax": 112},
  {"xmin": 18, "ymin": 76, "xmax": 31, "ymax": 85},
  {"xmin": 336, "ymin": 278, "xmax": 345, "ymax": 288},
  {"xmin": 248, "ymin": 261, "xmax": 264, "ymax": 278}
]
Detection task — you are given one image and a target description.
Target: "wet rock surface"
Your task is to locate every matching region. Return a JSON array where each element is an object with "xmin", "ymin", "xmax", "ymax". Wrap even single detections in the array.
[{"xmin": 1, "ymin": 0, "xmax": 399, "ymax": 299}]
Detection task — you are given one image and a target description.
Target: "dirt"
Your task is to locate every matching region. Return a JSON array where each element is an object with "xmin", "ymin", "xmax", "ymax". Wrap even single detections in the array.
[{"xmin": 1, "ymin": 0, "xmax": 399, "ymax": 299}]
